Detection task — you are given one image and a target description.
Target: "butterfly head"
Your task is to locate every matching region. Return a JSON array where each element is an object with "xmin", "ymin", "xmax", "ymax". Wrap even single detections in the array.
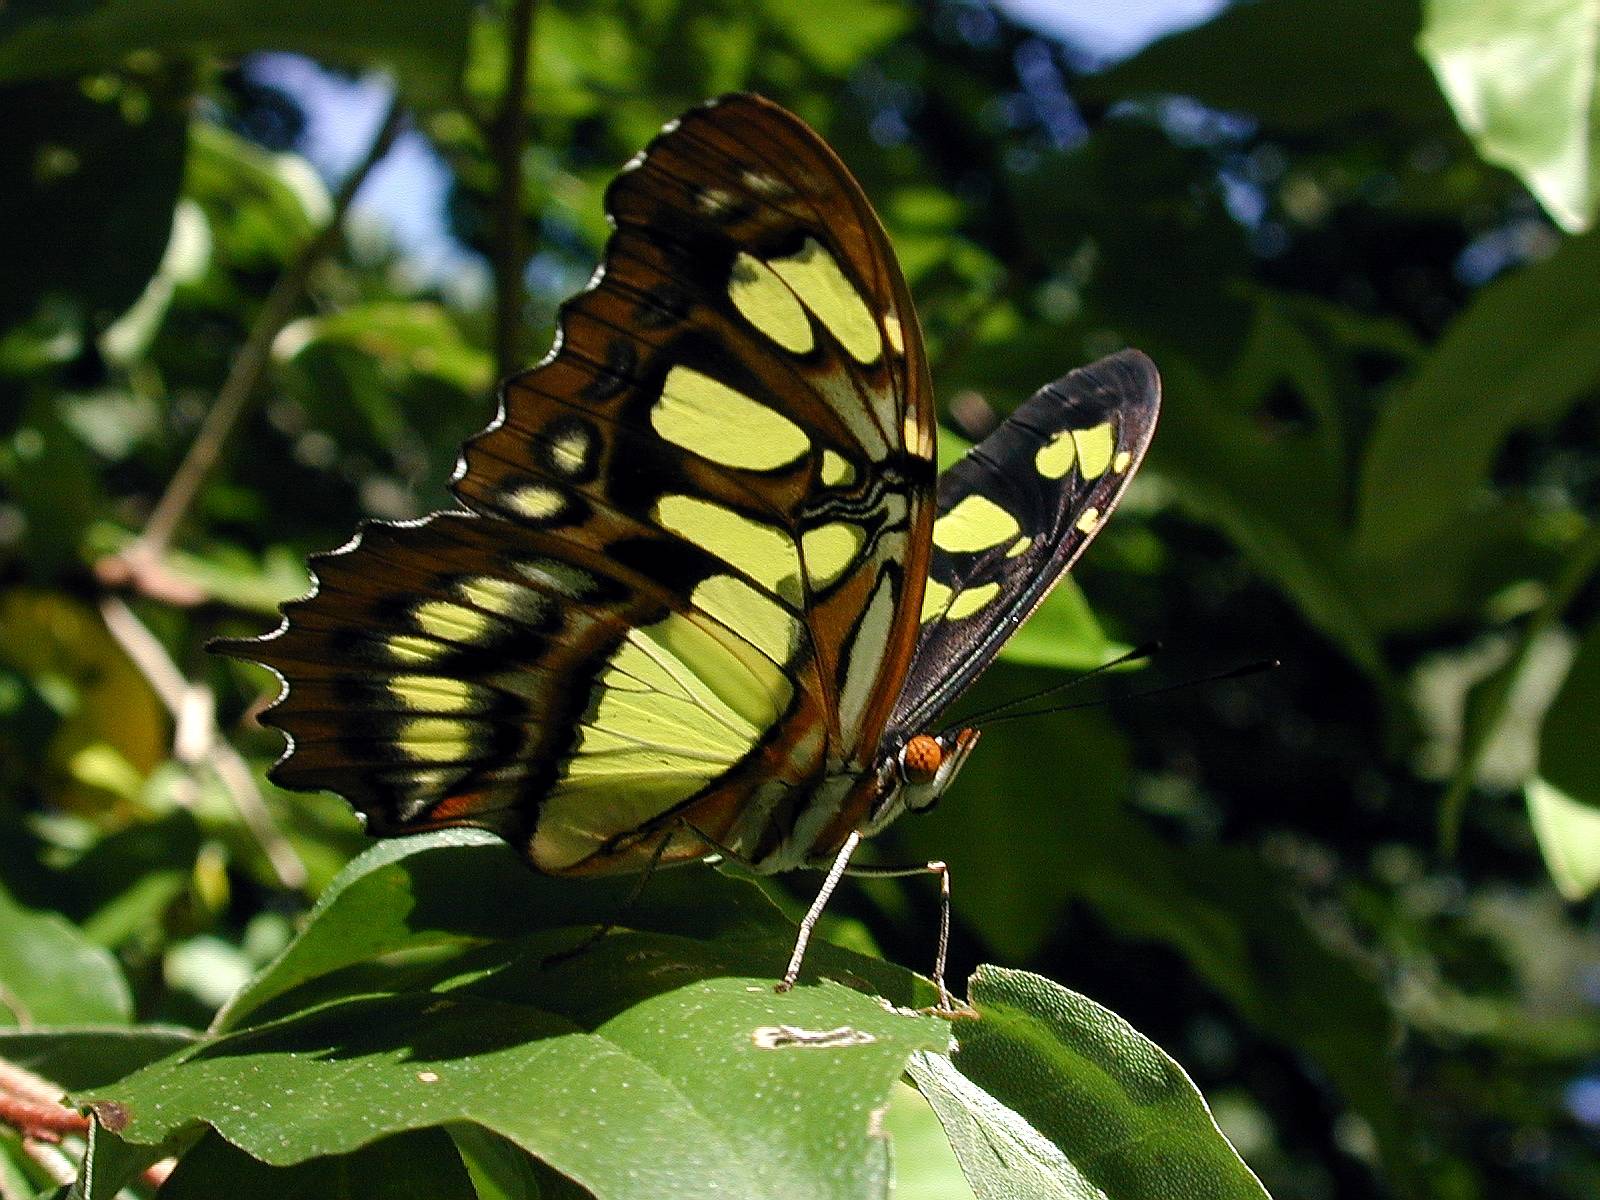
[{"xmin": 894, "ymin": 727, "xmax": 981, "ymax": 814}]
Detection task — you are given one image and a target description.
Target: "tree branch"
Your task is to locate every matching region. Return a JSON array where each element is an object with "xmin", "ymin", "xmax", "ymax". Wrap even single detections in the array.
[
  {"xmin": 488, "ymin": 0, "xmax": 537, "ymax": 379},
  {"xmin": 100, "ymin": 597, "xmax": 307, "ymax": 890},
  {"xmin": 105, "ymin": 94, "xmax": 407, "ymax": 595}
]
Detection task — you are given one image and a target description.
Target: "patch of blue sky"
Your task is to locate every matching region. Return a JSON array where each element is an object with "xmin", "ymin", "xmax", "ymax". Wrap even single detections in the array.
[
  {"xmin": 244, "ymin": 54, "xmax": 487, "ymax": 304},
  {"xmin": 247, "ymin": 4, "xmax": 1238, "ymax": 300},
  {"xmin": 996, "ymin": 0, "xmax": 1227, "ymax": 64}
]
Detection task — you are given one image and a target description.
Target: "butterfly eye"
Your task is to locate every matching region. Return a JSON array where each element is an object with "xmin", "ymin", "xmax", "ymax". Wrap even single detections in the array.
[{"xmin": 899, "ymin": 734, "xmax": 944, "ymax": 785}]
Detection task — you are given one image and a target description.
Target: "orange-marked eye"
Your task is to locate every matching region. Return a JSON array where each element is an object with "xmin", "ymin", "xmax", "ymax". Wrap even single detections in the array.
[{"xmin": 901, "ymin": 734, "xmax": 943, "ymax": 784}]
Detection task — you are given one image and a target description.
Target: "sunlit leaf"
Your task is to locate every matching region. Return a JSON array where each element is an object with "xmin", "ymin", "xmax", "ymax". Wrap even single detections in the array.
[
  {"xmin": 1526, "ymin": 777, "xmax": 1600, "ymax": 900},
  {"xmin": 0, "ymin": 590, "xmax": 166, "ymax": 818},
  {"xmin": 1420, "ymin": 0, "xmax": 1600, "ymax": 232},
  {"xmin": 82, "ymin": 978, "xmax": 949, "ymax": 1200},
  {"xmin": 183, "ymin": 121, "xmax": 327, "ymax": 273},
  {"xmin": 447, "ymin": 1124, "xmax": 544, "ymax": 1200},
  {"xmin": 911, "ymin": 967, "xmax": 1271, "ymax": 1200},
  {"xmin": 99, "ymin": 199, "xmax": 212, "ymax": 365},
  {"xmin": 1003, "ymin": 579, "xmax": 1110, "ymax": 671},
  {"xmin": 881, "ymin": 1081, "xmax": 975, "ymax": 1200},
  {"xmin": 0, "ymin": 882, "xmax": 133, "ymax": 1026},
  {"xmin": 274, "ymin": 302, "xmax": 494, "ymax": 397},
  {"xmin": 754, "ymin": 0, "xmax": 908, "ymax": 74}
]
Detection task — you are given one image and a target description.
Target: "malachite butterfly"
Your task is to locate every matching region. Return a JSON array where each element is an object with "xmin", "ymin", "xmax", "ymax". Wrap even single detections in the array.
[{"xmin": 216, "ymin": 94, "xmax": 1160, "ymax": 1007}]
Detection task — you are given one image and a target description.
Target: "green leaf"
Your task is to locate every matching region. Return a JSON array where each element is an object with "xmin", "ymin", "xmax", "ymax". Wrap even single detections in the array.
[
  {"xmin": 910, "ymin": 967, "xmax": 1270, "ymax": 1200},
  {"xmin": 14, "ymin": 1028, "xmax": 201, "ymax": 1200},
  {"xmin": 1002, "ymin": 579, "xmax": 1110, "ymax": 672},
  {"xmin": 54, "ymin": 812, "xmax": 203, "ymax": 948},
  {"xmin": 753, "ymin": 0, "xmax": 908, "ymax": 74},
  {"xmin": 0, "ymin": 0, "xmax": 472, "ymax": 107},
  {"xmin": 879, "ymin": 1082, "xmax": 975, "ymax": 1200},
  {"xmin": 1527, "ymin": 777, "xmax": 1600, "ymax": 900},
  {"xmin": 1352, "ymin": 502, "xmax": 1557, "ymax": 636},
  {"xmin": 889, "ymin": 706, "xmax": 1131, "ymax": 963},
  {"xmin": 0, "ymin": 589, "xmax": 167, "ymax": 815},
  {"xmin": 183, "ymin": 120, "xmax": 326, "ymax": 270},
  {"xmin": 99, "ymin": 198, "xmax": 212, "ymax": 365},
  {"xmin": 81, "ymin": 978, "xmax": 950, "ymax": 1200},
  {"xmin": 447, "ymin": 1124, "xmax": 545, "ymax": 1200},
  {"xmin": 1437, "ymin": 523, "xmax": 1600, "ymax": 849},
  {"xmin": 274, "ymin": 303, "xmax": 495, "ymax": 398},
  {"xmin": 0, "ymin": 882, "xmax": 132, "ymax": 1026},
  {"xmin": 0, "ymin": 1143, "xmax": 35, "ymax": 1198},
  {"xmin": 71, "ymin": 1120, "xmax": 175, "ymax": 1200},
  {"xmin": 1153, "ymin": 852, "xmax": 1414, "ymax": 1190},
  {"xmin": 0, "ymin": 79, "xmax": 187, "ymax": 345},
  {"xmin": 215, "ymin": 829, "xmax": 791, "ymax": 1030},
  {"xmin": 0, "ymin": 1025, "xmax": 197, "ymax": 1089},
  {"xmin": 912, "ymin": 1050, "xmax": 1091, "ymax": 1199},
  {"xmin": 1009, "ymin": 126, "xmax": 1254, "ymax": 369},
  {"xmin": 1540, "ymin": 613, "xmax": 1600, "ymax": 810},
  {"xmin": 1085, "ymin": 0, "xmax": 1449, "ymax": 130},
  {"xmin": 899, "ymin": 700, "xmax": 1414, "ymax": 1190},
  {"xmin": 1145, "ymin": 353, "xmax": 1392, "ymax": 691},
  {"xmin": 271, "ymin": 299, "xmax": 499, "ymax": 488},
  {"xmin": 0, "ymin": 406, "xmax": 106, "ymax": 576},
  {"xmin": 1420, "ymin": 0, "xmax": 1600, "ymax": 231},
  {"xmin": 86, "ymin": 525, "xmax": 315, "ymax": 616},
  {"xmin": 158, "ymin": 1128, "xmax": 478, "ymax": 1199},
  {"xmin": 1354, "ymin": 229, "xmax": 1600, "ymax": 558}
]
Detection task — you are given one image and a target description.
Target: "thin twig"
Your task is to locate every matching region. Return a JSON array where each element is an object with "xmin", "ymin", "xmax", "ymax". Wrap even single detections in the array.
[
  {"xmin": 0, "ymin": 1057, "xmax": 87, "ymax": 1190},
  {"xmin": 100, "ymin": 597, "xmax": 307, "ymax": 890},
  {"xmin": 18, "ymin": 1138, "xmax": 75, "ymax": 1187},
  {"xmin": 0, "ymin": 1058, "xmax": 67, "ymax": 1107},
  {"xmin": 113, "ymin": 94, "xmax": 407, "ymax": 580},
  {"xmin": 1438, "ymin": 518, "xmax": 1600, "ymax": 854},
  {"xmin": 487, "ymin": 0, "xmax": 537, "ymax": 379},
  {"xmin": 0, "ymin": 1094, "xmax": 88, "ymax": 1139}
]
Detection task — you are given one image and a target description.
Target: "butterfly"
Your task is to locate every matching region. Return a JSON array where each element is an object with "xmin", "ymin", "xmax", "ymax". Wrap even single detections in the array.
[{"xmin": 217, "ymin": 93, "xmax": 1159, "ymax": 1009}]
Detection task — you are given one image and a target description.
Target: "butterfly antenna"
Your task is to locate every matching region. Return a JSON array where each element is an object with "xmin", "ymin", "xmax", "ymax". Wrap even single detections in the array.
[
  {"xmin": 967, "ymin": 657, "xmax": 1279, "ymax": 730},
  {"xmin": 945, "ymin": 639, "xmax": 1162, "ymax": 731}
]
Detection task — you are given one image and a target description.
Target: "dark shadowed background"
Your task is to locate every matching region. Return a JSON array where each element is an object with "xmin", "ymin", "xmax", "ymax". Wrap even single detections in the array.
[{"xmin": 2, "ymin": 1, "xmax": 1598, "ymax": 1196}]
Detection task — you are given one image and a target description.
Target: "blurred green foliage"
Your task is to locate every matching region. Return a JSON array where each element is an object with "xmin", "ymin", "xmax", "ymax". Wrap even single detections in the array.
[{"xmin": 1, "ymin": 0, "xmax": 1598, "ymax": 1196}]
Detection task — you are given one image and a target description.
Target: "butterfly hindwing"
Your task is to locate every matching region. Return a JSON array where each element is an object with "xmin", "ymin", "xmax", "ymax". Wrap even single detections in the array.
[
  {"xmin": 219, "ymin": 95, "xmax": 937, "ymax": 874},
  {"xmin": 888, "ymin": 349, "xmax": 1160, "ymax": 737}
]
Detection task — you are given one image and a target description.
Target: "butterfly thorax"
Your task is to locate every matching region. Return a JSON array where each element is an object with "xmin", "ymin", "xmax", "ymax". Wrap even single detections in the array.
[{"xmin": 722, "ymin": 726, "xmax": 981, "ymax": 874}]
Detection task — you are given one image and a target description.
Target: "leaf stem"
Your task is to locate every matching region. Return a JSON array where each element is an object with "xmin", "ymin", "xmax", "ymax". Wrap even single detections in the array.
[{"xmin": 99, "ymin": 597, "xmax": 307, "ymax": 890}]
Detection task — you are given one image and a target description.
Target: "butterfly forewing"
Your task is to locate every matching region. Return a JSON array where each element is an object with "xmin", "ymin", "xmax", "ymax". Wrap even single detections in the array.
[
  {"xmin": 887, "ymin": 349, "xmax": 1160, "ymax": 737},
  {"xmin": 219, "ymin": 94, "xmax": 937, "ymax": 874},
  {"xmin": 453, "ymin": 95, "xmax": 936, "ymax": 762}
]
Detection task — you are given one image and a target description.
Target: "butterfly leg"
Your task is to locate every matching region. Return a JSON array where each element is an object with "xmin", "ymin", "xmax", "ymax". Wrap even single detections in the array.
[
  {"xmin": 541, "ymin": 826, "xmax": 678, "ymax": 969},
  {"xmin": 843, "ymin": 857, "xmax": 960, "ymax": 1015},
  {"xmin": 777, "ymin": 831, "xmax": 862, "ymax": 995}
]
